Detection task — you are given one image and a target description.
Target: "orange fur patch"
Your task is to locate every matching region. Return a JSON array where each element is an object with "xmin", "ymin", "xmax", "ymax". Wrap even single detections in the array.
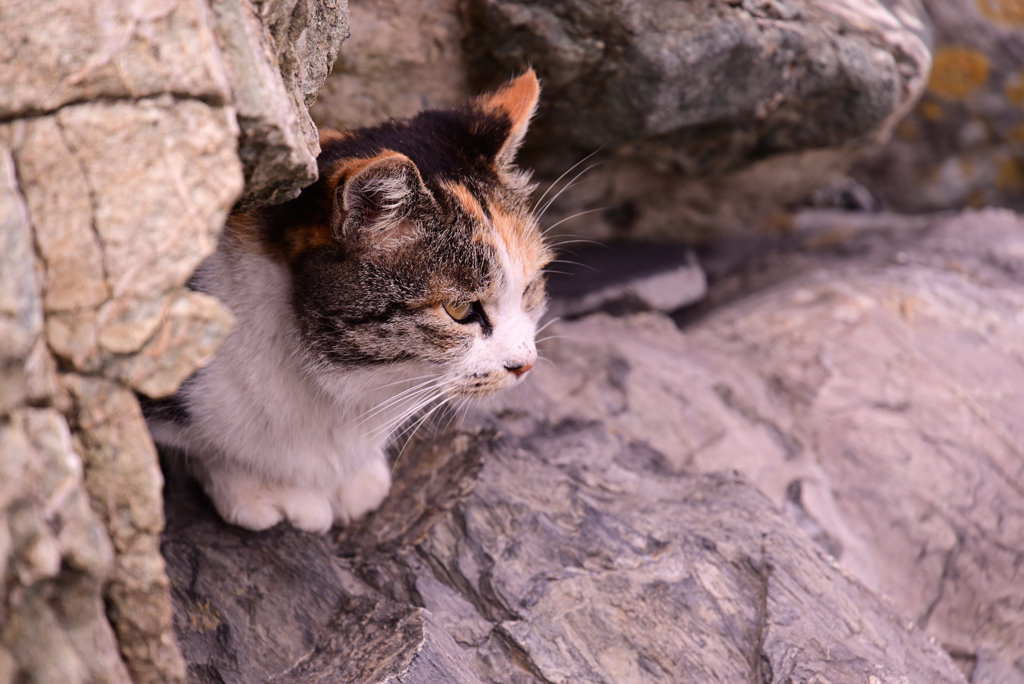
[
  {"xmin": 486, "ymin": 202, "xmax": 552, "ymax": 280},
  {"xmin": 476, "ymin": 71, "xmax": 539, "ymax": 141},
  {"xmin": 224, "ymin": 212, "xmax": 268, "ymax": 255},
  {"xmin": 444, "ymin": 181, "xmax": 488, "ymax": 225},
  {"xmin": 327, "ymin": 152, "xmax": 401, "ymax": 195},
  {"xmin": 318, "ymin": 128, "xmax": 351, "ymax": 145}
]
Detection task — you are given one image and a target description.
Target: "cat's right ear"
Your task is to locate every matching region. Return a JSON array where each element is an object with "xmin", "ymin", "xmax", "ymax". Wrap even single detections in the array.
[{"xmin": 331, "ymin": 151, "xmax": 429, "ymax": 251}]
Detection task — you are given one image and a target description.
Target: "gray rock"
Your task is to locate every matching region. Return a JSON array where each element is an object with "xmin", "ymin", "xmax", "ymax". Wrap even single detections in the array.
[
  {"xmin": 210, "ymin": 0, "xmax": 350, "ymax": 210},
  {"xmin": 466, "ymin": 0, "xmax": 932, "ymax": 177},
  {"xmin": 158, "ymin": 211, "xmax": 1024, "ymax": 683},
  {"xmin": 853, "ymin": 0, "xmax": 1024, "ymax": 213},
  {"xmin": 523, "ymin": 208, "xmax": 1024, "ymax": 683},
  {"xmin": 546, "ymin": 242, "xmax": 707, "ymax": 319},
  {"xmin": 310, "ymin": 0, "xmax": 470, "ymax": 133},
  {"xmin": 164, "ymin": 420, "xmax": 966, "ymax": 682}
]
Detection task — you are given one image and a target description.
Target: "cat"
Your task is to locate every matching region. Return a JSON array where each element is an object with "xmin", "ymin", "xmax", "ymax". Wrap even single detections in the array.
[{"xmin": 144, "ymin": 71, "xmax": 552, "ymax": 532}]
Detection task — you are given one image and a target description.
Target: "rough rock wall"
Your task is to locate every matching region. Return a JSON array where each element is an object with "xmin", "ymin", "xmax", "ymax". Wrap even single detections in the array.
[
  {"xmin": 0, "ymin": 1, "xmax": 348, "ymax": 682},
  {"xmin": 522, "ymin": 209, "xmax": 1024, "ymax": 683},
  {"xmin": 159, "ymin": 210, "xmax": 1024, "ymax": 683},
  {"xmin": 310, "ymin": 0, "xmax": 470, "ymax": 133},
  {"xmin": 853, "ymin": 0, "xmax": 1024, "ymax": 212},
  {"xmin": 314, "ymin": 0, "xmax": 933, "ymax": 239}
]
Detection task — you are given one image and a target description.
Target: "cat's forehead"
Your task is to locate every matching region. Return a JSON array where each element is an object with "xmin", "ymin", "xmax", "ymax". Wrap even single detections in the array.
[{"xmin": 440, "ymin": 180, "xmax": 551, "ymax": 284}]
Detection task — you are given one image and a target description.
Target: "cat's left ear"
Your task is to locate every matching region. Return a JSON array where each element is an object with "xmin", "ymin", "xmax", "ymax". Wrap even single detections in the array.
[
  {"xmin": 332, "ymin": 151, "xmax": 429, "ymax": 251},
  {"xmin": 475, "ymin": 69, "xmax": 540, "ymax": 171}
]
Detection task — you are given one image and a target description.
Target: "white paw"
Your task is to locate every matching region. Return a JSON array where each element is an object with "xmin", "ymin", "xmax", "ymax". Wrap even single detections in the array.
[
  {"xmin": 203, "ymin": 470, "xmax": 334, "ymax": 533},
  {"xmin": 278, "ymin": 490, "xmax": 334, "ymax": 533},
  {"xmin": 332, "ymin": 458, "xmax": 392, "ymax": 525}
]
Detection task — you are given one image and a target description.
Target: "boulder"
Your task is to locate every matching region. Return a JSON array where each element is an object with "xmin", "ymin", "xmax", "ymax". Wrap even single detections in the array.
[
  {"xmin": 310, "ymin": 0, "xmax": 470, "ymax": 131},
  {"xmin": 160, "ymin": 208, "xmax": 1024, "ymax": 682},
  {"xmin": 467, "ymin": 0, "xmax": 934, "ymax": 239},
  {"xmin": 314, "ymin": 0, "xmax": 934, "ymax": 239},
  {"xmin": 212, "ymin": 0, "xmax": 351, "ymax": 210},
  {"xmin": 165, "ymin": 425, "xmax": 965, "ymax": 683},
  {"xmin": 466, "ymin": 0, "xmax": 932, "ymax": 175},
  {"xmin": 853, "ymin": 0, "xmax": 1024, "ymax": 213},
  {"xmin": 0, "ymin": 0, "xmax": 349, "ymax": 681}
]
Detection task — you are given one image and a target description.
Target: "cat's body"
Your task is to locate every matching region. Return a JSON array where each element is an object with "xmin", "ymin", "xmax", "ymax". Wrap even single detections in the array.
[{"xmin": 145, "ymin": 72, "xmax": 551, "ymax": 532}]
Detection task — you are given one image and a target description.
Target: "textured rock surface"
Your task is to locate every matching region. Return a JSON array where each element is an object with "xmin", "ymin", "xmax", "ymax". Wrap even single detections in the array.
[
  {"xmin": 467, "ymin": 0, "xmax": 931, "ymax": 174},
  {"xmin": 310, "ymin": 0, "xmax": 470, "ymax": 133},
  {"xmin": 315, "ymin": 0, "xmax": 935, "ymax": 239},
  {"xmin": 165, "ymin": 427, "xmax": 965, "ymax": 683},
  {"xmin": 0, "ymin": 96, "xmax": 239, "ymax": 684},
  {"xmin": 1, "ymin": 143, "xmax": 132, "ymax": 684},
  {"xmin": 0, "ymin": 0, "xmax": 230, "ymax": 120},
  {"xmin": 154, "ymin": 209, "xmax": 1024, "ymax": 682},
  {"xmin": 853, "ymin": 0, "xmax": 1024, "ymax": 213},
  {"xmin": 212, "ymin": 0, "xmax": 350, "ymax": 210},
  {"xmin": 0, "ymin": 0, "xmax": 348, "ymax": 681}
]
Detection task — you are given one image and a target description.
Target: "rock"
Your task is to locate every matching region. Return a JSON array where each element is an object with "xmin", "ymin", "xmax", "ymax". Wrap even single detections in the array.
[
  {"xmin": 455, "ymin": 0, "xmax": 933, "ymax": 238},
  {"xmin": 159, "ymin": 209, "xmax": 1024, "ymax": 682},
  {"xmin": 5, "ymin": 98, "xmax": 242, "ymax": 387},
  {"xmin": 0, "ymin": 0, "xmax": 230, "ymax": 120},
  {"xmin": 545, "ymin": 242, "xmax": 707, "ymax": 319},
  {"xmin": 0, "ymin": 146, "xmax": 42, "ymax": 415},
  {"xmin": 310, "ymin": 0, "xmax": 470, "ymax": 133},
  {"xmin": 1, "ymin": 142, "xmax": 131, "ymax": 684},
  {"xmin": 1, "ymin": 408, "xmax": 133, "ymax": 684},
  {"xmin": 853, "ymin": 0, "xmax": 1024, "ymax": 213},
  {"xmin": 164, "ymin": 422, "xmax": 965, "ymax": 683},
  {"xmin": 64, "ymin": 374, "xmax": 185, "ymax": 684},
  {"xmin": 209, "ymin": 0, "xmax": 350, "ymax": 210},
  {"xmin": 1, "ymin": 0, "xmax": 347, "ymax": 681},
  {"xmin": 467, "ymin": 0, "xmax": 931, "ymax": 174},
  {"xmin": 518, "ymin": 208, "xmax": 1024, "ymax": 683}
]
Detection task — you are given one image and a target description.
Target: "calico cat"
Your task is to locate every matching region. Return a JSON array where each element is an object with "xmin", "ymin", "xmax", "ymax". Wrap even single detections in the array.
[{"xmin": 145, "ymin": 71, "xmax": 552, "ymax": 532}]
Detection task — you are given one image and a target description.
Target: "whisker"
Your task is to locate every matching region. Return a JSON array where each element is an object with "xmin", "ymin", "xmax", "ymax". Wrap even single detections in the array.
[
  {"xmin": 535, "ymin": 160, "xmax": 605, "ymax": 221},
  {"xmin": 370, "ymin": 385, "xmax": 451, "ymax": 438},
  {"xmin": 374, "ymin": 373, "xmax": 440, "ymax": 391},
  {"xmin": 532, "ymin": 145, "xmax": 607, "ymax": 211},
  {"xmin": 547, "ymin": 258, "xmax": 598, "ymax": 273},
  {"xmin": 536, "ymin": 334, "xmax": 578, "ymax": 344},
  {"xmin": 542, "ymin": 206, "xmax": 614, "ymax": 236},
  {"xmin": 536, "ymin": 317, "xmax": 561, "ymax": 334},
  {"xmin": 351, "ymin": 378, "xmax": 446, "ymax": 427},
  {"xmin": 391, "ymin": 397, "xmax": 453, "ymax": 472},
  {"xmin": 548, "ymin": 237, "xmax": 608, "ymax": 249},
  {"xmin": 437, "ymin": 396, "xmax": 467, "ymax": 437}
]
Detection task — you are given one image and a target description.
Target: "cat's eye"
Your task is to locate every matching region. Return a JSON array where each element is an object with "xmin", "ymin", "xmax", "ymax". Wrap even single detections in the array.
[{"xmin": 443, "ymin": 301, "xmax": 473, "ymax": 321}]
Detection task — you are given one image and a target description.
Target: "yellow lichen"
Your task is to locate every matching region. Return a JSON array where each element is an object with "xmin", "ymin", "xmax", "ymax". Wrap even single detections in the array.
[
  {"xmin": 897, "ymin": 118, "xmax": 921, "ymax": 140},
  {"xmin": 975, "ymin": 0, "xmax": 1024, "ymax": 26},
  {"xmin": 928, "ymin": 47, "xmax": 991, "ymax": 100},
  {"xmin": 189, "ymin": 600, "xmax": 222, "ymax": 632},
  {"xmin": 1005, "ymin": 71, "xmax": 1024, "ymax": 105},
  {"xmin": 995, "ymin": 155, "xmax": 1024, "ymax": 192},
  {"xmin": 919, "ymin": 101, "xmax": 944, "ymax": 122},
  {"xmin": 1006, "ymin": 122, "xmax": 1024, "ymax": 143}
]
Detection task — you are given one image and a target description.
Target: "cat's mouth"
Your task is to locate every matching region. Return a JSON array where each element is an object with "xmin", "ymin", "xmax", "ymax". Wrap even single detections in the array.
[{"xmin": 451, "ymin": 372, "xmax": 523, "ymax": 398}]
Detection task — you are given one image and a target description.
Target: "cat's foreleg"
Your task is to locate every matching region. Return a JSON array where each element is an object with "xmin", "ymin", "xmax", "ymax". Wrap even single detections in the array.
[{"xmin": 330, "ymin": 455, "xmax": 392, "ymax": 525}]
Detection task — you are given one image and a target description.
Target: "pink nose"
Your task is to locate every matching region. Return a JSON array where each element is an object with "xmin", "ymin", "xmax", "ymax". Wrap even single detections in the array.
[{"xmin": 506, "ymin": 362, "xmax": 534, "ymax": 377}]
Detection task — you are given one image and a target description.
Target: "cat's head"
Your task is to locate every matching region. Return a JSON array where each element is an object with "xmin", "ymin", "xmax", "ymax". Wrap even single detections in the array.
[{"xmin": 278, "ymin": 71, "xmax": 552, "ymax": 398}]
